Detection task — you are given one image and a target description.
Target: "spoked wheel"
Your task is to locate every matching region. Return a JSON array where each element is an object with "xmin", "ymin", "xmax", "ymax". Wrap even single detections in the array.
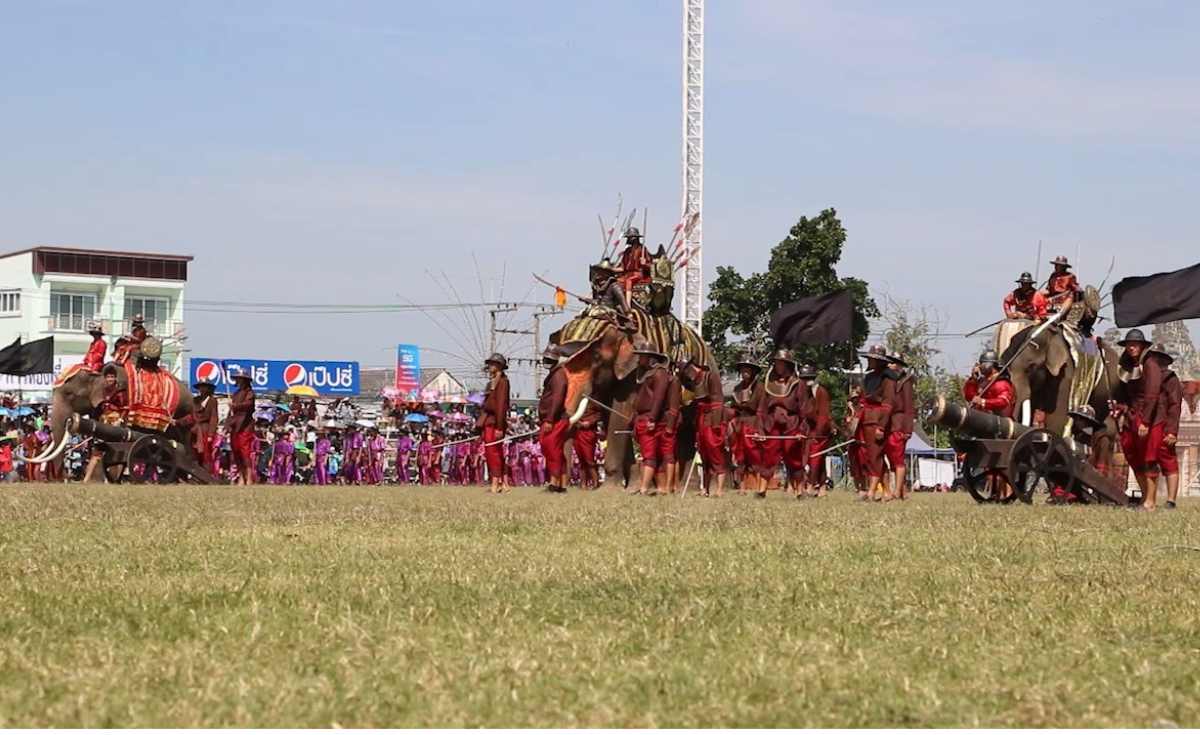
[
  {"xmin": 127, "ymin": 435, "xmax": 180, "ymax": 484},
  {"xmin": 1007, "ymin": 430, "xmax": 1077, "ymax": 504},
  {"xmin": 958, "ymin": 443, "xmax": 1016, "ymax": 504},
  {"xmin": 101, "ymin": 445, "xmax": 129, "ymax": 483}
]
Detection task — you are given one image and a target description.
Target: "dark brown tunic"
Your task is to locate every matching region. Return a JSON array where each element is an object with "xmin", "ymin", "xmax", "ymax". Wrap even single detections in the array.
[
  {"xmin": 479, "ymin": 374, "xmax": 511, "ymax": 432},
  {"xmin": 538, "ymin": 367, "xmax": 569, "ymax": 424},
  {"xmin": 634, "ymin": 366, "xmax": 670, "ymax": 421}
]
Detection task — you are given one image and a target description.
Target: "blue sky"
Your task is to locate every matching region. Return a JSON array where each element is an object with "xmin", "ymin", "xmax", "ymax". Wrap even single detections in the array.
[{"xmin": 3, "ymin": 1, "xmax": 1199, "ymax": 394}]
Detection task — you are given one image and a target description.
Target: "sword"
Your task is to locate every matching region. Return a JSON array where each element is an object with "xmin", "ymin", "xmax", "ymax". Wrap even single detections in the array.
[
  {"xmin": 810, "ymin": 438, "xmax": 857, "ymax": 458},
  {"xmin": 580, "ymin": 395, "xmax": 631, "ymax": 421}
]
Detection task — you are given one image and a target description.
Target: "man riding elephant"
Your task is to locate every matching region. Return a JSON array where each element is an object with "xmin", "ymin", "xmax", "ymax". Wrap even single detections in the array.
[{"xmin": 24, "ymin": 335, "xmax": 196, "ymax": 479}]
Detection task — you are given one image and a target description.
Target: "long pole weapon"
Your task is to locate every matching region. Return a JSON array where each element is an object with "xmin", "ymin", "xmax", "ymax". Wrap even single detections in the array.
[{"xmin": 579, "ymin": 395, "xmax": 631, "ymax": 422}]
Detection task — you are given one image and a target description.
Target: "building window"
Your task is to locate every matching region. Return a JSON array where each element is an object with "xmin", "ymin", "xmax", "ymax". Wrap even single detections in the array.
[
  {"xmin": 125, "ymin": 296, "xmax": 170, "ymax": 332},
  {"xmin": 0, "ymin": 290, "xmax": 19, "ymax": 315},
  {"xmin": 51, "ymin": 292, "xmax": 96, "ymax": 331}
]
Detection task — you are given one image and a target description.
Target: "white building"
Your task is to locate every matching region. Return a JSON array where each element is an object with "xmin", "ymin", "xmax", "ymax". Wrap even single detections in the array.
[{"xmin": 0, "ymin": 245, "xmax": 192, "ymax": 392}]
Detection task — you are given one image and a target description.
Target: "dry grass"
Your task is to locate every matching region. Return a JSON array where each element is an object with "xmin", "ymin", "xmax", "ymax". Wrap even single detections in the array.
[{"xmin": 0, "ymin": 484, "xmax": 1197, "ymax": 727}]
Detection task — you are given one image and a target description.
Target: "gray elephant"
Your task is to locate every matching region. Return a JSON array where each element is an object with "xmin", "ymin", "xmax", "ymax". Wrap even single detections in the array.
[
  {"xmin": 555, "ymin": 315, "xmax": 711, "ymax": 489},
  {"xmin": 1000, "ymin": 322, "xmax": 1119, "ymax": 436},
  {"xmin": 22, "ymin": 356, "xmax": 196, "ymax": 477}
]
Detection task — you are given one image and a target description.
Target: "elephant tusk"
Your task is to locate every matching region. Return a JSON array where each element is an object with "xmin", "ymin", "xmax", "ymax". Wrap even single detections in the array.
[
  {"xmin": 568, "ymin": 397, "xmax": 590, "ymax": 427},
  {"xmin": 22, "ymin": 430, "xmax": 72, "ymax": 465}
]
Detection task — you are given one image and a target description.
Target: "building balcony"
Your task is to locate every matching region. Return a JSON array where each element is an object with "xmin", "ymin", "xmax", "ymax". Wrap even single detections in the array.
[{"xmin": 43, "ymin": 316, "xmax": 186, "ymax": 340}]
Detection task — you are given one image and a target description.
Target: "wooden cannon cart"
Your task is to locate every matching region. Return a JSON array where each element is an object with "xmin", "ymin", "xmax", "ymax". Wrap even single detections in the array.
[
  {"xmin": 70, "ymin": 414, "xmax": 221, "ymax": 484},
  {"xmin": 925, "ymin": 396, "xmax": 1126, "ymax": 505}
]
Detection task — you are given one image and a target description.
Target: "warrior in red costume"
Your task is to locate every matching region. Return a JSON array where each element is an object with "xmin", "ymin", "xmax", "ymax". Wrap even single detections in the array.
[
  {"xmin": 756, "ymin": 349, "xmax": 807, "ymax": 498},
  {"xmin": 112, "ymin": 314, "xmax": 147, "ymax": 365},
  {"xmin": 856, "ymin": 345, "xmax": 896, "ymax": 501},
  {"xmin": 1003, "ymin": 272, "xmax": 1048, "ymax": 321},
  {"xmin": 730, "ymin": 355, "xmax": 763, "ymax": 495},
  {"xmin": 798, "ymin": 364, "xmax": 832, "ymax": 498},
  {"xmin": 616, "ymin": 227, "xmax": 652, "ymax": 310},
  {"xmin": 884, "ymin": 352, "xmax": 915, "ymax": 500},
  {"xmin": 1149, "ymin": 343, "xmax": 1184, "ymax": 510},
  {"xmin": 225, "ymin": 369, "xmax": 257, "ymax": 485},
  {"xmin": 537, "ymin": 346, "xmax": 570, "ymax": 493},
  {"xmin": 1042, "ymin": 256, "xmax": 1079, "ymax": 315},
  {"xmin": 1111, "ymin": 330, "xmax": 1166, "ymax": 510},
  {"xmin": 963, "ymin": 350, "xmax": 1017, "ymax": 501},
  {"xmin": 632, "ymin": 338, "xmax": 670, "ymax": 495},
  {"xmin": 678, "ymin": 358, "xmax": 727, "ymax": 497},
  {"xmin": 479, "ymin": 353, "xmax": 511, "ymax": 494},
  {"xmin": 81, "ymin": 321, "xmax": 107, "ymax": 373}
]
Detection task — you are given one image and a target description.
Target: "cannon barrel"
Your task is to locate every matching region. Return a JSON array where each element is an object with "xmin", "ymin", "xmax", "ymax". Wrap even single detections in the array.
[
  {"xmin": 69, "ymin": 415, "xmax": 139, "ymax": 443},
  {"xmin": 924, "ymin": 395, "xmax": 1030, "ymax": 440}
]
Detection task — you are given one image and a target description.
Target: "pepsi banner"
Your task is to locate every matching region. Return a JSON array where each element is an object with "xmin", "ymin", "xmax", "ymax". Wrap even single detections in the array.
[
  {"xmin": 395, "ymin": 344, "xmax": 421, "ymax": 399},
  {"xmin": 190, "ymin": 358, "xmax": 360, "ymax": 395}
]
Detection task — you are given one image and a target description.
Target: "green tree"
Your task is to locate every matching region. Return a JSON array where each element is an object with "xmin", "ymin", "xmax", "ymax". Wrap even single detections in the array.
[
  {"xmin": 704, "ymin": 208, "xmax": 878, "ymax": 372},
  {"xmin": 877, "ymin": 293, "xmax": 967, "ymax": 447}
]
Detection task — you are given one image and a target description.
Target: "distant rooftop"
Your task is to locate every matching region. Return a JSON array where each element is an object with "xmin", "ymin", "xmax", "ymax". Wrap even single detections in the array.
[{"xmin": 0, "ymin": 245, "xmax": 193, "ymax": 281}]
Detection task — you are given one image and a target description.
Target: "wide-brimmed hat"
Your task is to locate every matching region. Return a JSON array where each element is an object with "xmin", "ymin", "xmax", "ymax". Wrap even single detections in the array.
[
  {"xmin": 632, "ymin": 337, "xmax": 667, "ymax": 361},
  {"xmin": 624, "ymin": 226, "xmax": 642, "ymax": 241},
  {"xmin": 1067, "ymin": 405, "xmax": 1104, "ymax": 430},
  {"xmin": 1147, "ymin": 342, "xmax": 1175, "ymax": 364},
  {"xmin": 227, "ymin": 367, "xmax": 253, "ymax": 384},
  {"xmin": 1117, "ymin": 328, "xmax": 1151, "ymax": 347},
  {"xmin": 1015, "ymin": 271, "xmax": 1035, "ymax": 285},
  {"xmin": 1050, "ymin": 255, "xmax": 1071, "ymax": 269},
  {"xmin": 541, "ymin": 345, "xmax": 563, "ymax": 365},
  {"xmin": 590, "ymin": 258, "xmax": 620, "ymax": 276},
  {"xmin": 734, "ymin": 353, "xmax": 762, "ymax": 372},
  {"xmin": 484, "ymin": 353, "xmax": 509, "ymax": 370},
  {"xmin": 886, "ymin": 351, "xmax": 908, "ymax": 367},
  {"xmin": 130, "ymin": 313, "xmax": 146, "ymax": 327},
  {"xmin": 797, "ymin": 363, "xmax": 818, "ymax": 379},
  {"xmin": 769, "ymin": 348, "xmax": 798, "ymax": 366},
  {"xmin": 193, "ymin": 379, "xmax": 216, "ymax": 391},
  {"xmin": 859, "ymin": 344, "xmax": 888, "ymax": 362},
  {"xmin": 87, "ymin": 320, "xmax": 104, "ymax": 335}
]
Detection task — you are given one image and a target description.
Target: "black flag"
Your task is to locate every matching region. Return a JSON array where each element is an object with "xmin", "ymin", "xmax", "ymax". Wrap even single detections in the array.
[
  {"xmin": 768, "ymin": 290, "xmax": 854, "ymax": 347},
  {"xmin": 1112, "ymin": 262, "xmax": 1200, "ymax": 327},
  {"xmin": 0, "ymin": 336, "xmax": 55, "ymax": 376}
]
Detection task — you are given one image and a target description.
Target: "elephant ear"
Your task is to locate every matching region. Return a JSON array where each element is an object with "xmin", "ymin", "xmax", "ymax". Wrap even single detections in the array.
[
  {"xmin": 1045, "ymin": 333, "xmax": 1072, "ymax": 377},
  {"xmin": 613, "ymin": 334, "xmax": 637, "ymax": 381}
]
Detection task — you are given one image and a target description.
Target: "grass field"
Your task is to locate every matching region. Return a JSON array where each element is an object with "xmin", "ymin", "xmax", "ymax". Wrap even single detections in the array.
[{"xmin": 0, "ymin": 484, "xmax": 1197, "ymax": 727}]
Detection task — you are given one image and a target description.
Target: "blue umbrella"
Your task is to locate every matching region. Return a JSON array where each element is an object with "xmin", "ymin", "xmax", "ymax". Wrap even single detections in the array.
[
  {"xmin": 16, "ymin": 407, "xmax": 36, "ymax": 417},
  {"xmin": 404, "ymin": 413, "xmax": 429, "ymax": 424},
  {"xmin": 0, "ymin": 408, "xmax": 12, "ymax": 418}
]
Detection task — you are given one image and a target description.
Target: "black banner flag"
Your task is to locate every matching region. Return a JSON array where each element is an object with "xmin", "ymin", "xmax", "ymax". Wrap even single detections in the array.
[
  {"xmin": 1112, "ymin": 262, "xmax": 1200, "ymax": 327},
  {"xmin": 0, "ymin": 336, "xmax": 55, "ymax": 376},
  {"xmin": 768, "ymin": 290, "xmax": 854, "ymax": 347}
]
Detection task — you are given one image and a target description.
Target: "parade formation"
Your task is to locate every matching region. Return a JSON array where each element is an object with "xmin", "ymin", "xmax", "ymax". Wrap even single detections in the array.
[{"xmin": 5, "ymin": 229, "xmax": 1194, "ymax": 513}]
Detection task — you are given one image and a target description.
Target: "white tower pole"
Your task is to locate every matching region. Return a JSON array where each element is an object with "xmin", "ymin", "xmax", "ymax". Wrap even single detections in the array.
[{"xmin": 680, "ymin": 0, "xmax": 704, "ymax": 334}]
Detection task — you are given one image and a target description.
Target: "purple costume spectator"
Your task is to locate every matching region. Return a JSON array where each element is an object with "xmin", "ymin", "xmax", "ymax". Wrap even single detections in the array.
[
  {"xmin": 396, "ymin": 433, "xmax": 413, "ymax": 484},
  {"xmin": 313, "ymin": 432, "xmax": 332, "ymax": 485},
  {"xmin": 270, "ymin": 434, "xmax": 295, "ymax": 485}
]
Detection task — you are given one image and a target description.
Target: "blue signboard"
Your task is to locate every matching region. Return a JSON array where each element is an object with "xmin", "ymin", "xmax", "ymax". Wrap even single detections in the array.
[{"xmin": 189, "ymin": 357, "xmax": 360, "ymax": 395}]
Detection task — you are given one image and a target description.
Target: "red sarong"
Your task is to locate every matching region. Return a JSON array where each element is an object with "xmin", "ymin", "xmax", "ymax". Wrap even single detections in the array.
[
  {"xmin": 539, "ymin": 418, "xmax": 570, "ymax": 476},
  {"xmin": 807, "ymin": 436, "xmax": 829, "ymax": 483},
  {"xmin": 572, "ymin": 425, "xmax": 598, "ymax": 468},
  {"xmin": 483, "ymin": 426, "xmax": 504, "ymax": 478},
  {"xmin": 634, "ymin": 416, "xmax": 663, "ymax": 468},
  {"xmin": 1120, "ymin": 421, "xmax": 1164, "ymax": 473},
  {"xmin": 695, "ymin": 403, "xmax": 726, "ymax": 471}
]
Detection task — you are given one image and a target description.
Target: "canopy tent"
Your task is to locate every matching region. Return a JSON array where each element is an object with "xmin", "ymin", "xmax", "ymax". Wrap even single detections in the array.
[{"xmin": 905, "ymin": 427, "xmax": 956, "ymax": 458}]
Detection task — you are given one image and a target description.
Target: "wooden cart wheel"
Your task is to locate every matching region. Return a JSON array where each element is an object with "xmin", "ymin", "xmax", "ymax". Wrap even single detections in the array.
[
  {"xmin": 959, "ymin": 442, "xmax": 1011, "ymax": 504},
  {"xmin": 1007, "ymin": 430, "xmax": 1077, "ymax": 504},
  {"xmin": 128, "ymin": 435, "xmax": 180, "ymax": 484},
  {"xmin": 101, "ymin": 445, "xmax": 129, "ymax": 483}
]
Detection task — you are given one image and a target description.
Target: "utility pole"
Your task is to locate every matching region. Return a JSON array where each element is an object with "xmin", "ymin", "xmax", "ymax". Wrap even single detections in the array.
[
  {"xmin": 488, "ymin": 304, "xmax": 520, "ymax": 356},
  {"xmin": 531, "ymin": 305, "xmax": 564, "ymax": 390}
]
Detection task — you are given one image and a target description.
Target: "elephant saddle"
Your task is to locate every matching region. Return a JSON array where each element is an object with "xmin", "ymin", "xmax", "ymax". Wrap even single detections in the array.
[{"xmin": 123, "ymin": 362, "xmax": 180, "ymax": 432}]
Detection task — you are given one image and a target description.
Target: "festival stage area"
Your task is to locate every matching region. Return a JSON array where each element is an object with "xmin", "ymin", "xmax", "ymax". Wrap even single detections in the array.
[{"xmin": 0, "ymin": 486, "xmax": 1195, "ymax": 728}]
